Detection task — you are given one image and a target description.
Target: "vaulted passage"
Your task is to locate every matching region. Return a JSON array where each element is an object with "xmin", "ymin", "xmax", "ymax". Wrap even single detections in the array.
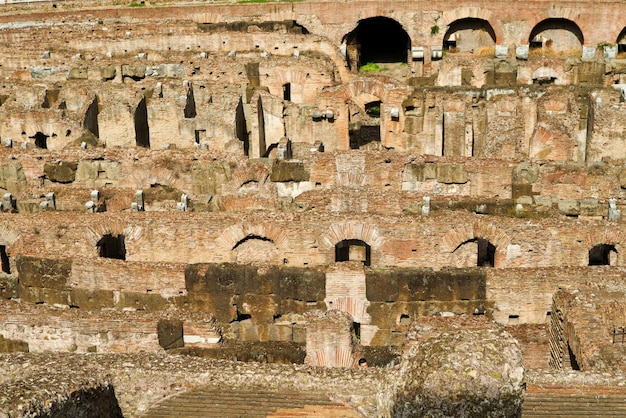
[
  {"xmin": 83, "ymin": 95, "xmax": 99, "ymax": 138},
  {"xmin": 348, "ymin": 100, "xmax": 381, "ymax": 149},
  {"xmin": 30, "ymin": 132, "xmax": 49, "ymax": 149},
  {"xmin": 97, "ymin": 234, "xmax": 126, "ymax": 260},
  {"xmin": 617, "ymin": 28, "xmax": 626, "ymax": 55},
  {"xmin": 232, "ymin": 235, "xmax": 277, "ymax": 264},
  {"xmin": 0, "ymin": 245, "xmax": 10, "ymax": 274},
  {"xmin": 235, "ymin": 96, "xmax": 249, "ymax": 156},
  {"xmin": 443, "ymin": 18, "xmax": 496, "ymax": 54},
  {"xmin": 335, "ymin": 239, "xmax": 371, "ymax": 266},
  {"xmin": 588, "ymin": 244, "xmax": 617, "ymax": 266},
  {"xmin": 529, "ymin": 19, "xmax": 583, "ymax": 54},
  {"xmin": 343, "ymin": 17, "xmax": 410, "ymax": 70},
  {"xmin": 134, "ymin": 96, "xmax": 150, "ymax": 148}
]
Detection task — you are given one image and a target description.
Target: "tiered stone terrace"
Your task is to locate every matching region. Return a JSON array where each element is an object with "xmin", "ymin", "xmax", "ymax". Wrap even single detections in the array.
[{"xmin": 2, "ymin": 0, "xmax": 626, "ymax": 416}]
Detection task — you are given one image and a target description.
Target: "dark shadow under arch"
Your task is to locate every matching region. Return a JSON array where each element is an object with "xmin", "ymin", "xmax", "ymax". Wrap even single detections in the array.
[
  {"xmin": 343, "ymin": 17, "xmax": 410, "ymax": 70},
  {"xmin": 97, "ymin": 234, "xmax": 126, "ymax": 260},
  {"xmin": 443, "ymin": 18, "xmax": 496, "ymax": 53},
  {"xmin": 529, "ymin": 18, "xmax": 584, "ymax": 52},
  {"xmin": 589, "ymin": 243, "xmax": 617, "ymax": 266},
  {"xmin": 335, "ymin": 239, "xmax": 371, "ymax": 266},
  {"xmin": 454, "ymin": 238, "xmax": 496, "ymax": 267},
  {"xmin": 232, "ymin": 234, "xmax": 274, "ymax": 251}
]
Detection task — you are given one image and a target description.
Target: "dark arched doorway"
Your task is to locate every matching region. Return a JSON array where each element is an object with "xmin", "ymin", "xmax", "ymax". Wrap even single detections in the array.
[
  {"xmin": 335, "ymin": 239, "xmax": 371, "ymax": 266},
  {"xmin": 97, "ymin": 234, "xmax": 126, "ymax": 260},
  {"xmin": 588, "ymin": 244, "xmax": 617, "ymax": 266},
  {"xmin": 453, "ymin": 238, "xmax": 496, "ymax": 267},
  {"xmin": 343, "ymin": 17, "xmax": 410, "ymax": 70}
]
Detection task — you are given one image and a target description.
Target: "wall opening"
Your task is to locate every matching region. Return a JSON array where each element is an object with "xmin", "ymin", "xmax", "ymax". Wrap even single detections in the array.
[
  {"xmin": 232, "ymin": 234, "xmax": 274, "ymax": 250},
  {"xmin": 0, "ymin": 245, "xmax": 10, "ymax": 274},
  {"xmin": 195, "ymin": 129, "xmax": 206, "ymax": 144},
  {"xmin": 31, "ymin": 132, "xmax": 49, "ymax": 149},
  {"xmin": 588, "ymin": 244, "xmax": 617, "ymax": 266},
  {"xmin": 568, "ymin": 344, "xmax": 580, "ymax": 370},
  {"xmin": 349, "ymin": 100, "xmax": 381, "ymax": 149},
  {"xmin": 335, "ymin": 239, "xmax": 371, "ymax": 266},
  {"xmin": 453, "ymin": 238, "xmax": 496, "ymax": 267},
  {"xmin": 343, "ymin": 17, "xmax": 410, "ymax": 70},
  {"xmin": 443, "ymin": 18, "xmax": 496, "ymax": 54},
  {"xmin": 97, "ymin": 234, "xmax": 126, "ymax": 260},
  {"xmin": 617, "ymin": 28, "xmax": 626, "ymax": 55},
  {"xmin": 235, "ymin": 96, "xmax": 249, "ymax": 156},
  {"xmin": 257, "ymin": 95, "xmax": 266, "ymax": 157},
  {"xmin": 184, "ymin": 87, "xmax": 197, "ymax": 118},
  {"xmin": 42, "ymin": 89, "xmax": 60, "ymax": 109},
  {"xmin": 134, "ymin": 96, "xmax": 150, "ymax": 148},
  {"xmin": 528, "ymin": 19, "xmax": 584, "ymax": 55},
  {"xmin": 83, "ymin": 95, "xmax": 100, "ymax": 138},
  {"xmin": 282, "ymin": 83, "xmax": 291, "ymax": 101}
]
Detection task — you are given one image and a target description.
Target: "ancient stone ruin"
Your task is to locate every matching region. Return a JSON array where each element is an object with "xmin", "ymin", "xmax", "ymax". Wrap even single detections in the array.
[{"xmin": 2, "ymin": 0, "xmax": 626, "ymax": 416}]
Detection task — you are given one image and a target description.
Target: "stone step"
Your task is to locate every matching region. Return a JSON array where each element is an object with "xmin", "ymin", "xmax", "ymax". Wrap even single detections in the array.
[
  {"xmin": 141, "ymin": 388, "xmax": 352, "ymax": 418},
  {"xmin": 523, "ymin": 387, "xmax": 626, "ymax": 418}
]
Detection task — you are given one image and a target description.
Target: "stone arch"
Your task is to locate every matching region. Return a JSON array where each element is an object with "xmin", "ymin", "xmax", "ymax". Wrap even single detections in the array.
[
  {"xmin": 85, "ymin": 223, "xmax": 144, "ymax": 255},
  {"xmin": 528, "ymin": 18, "xmax": 584, "ymax": 54},
  {"xmin": 273, "ymin": 69, "xmax": 310, "ymax": 104},
  {"xmin": 216, "ymin": 223, "xmax": 289, "ymax": 251},
  {"xmin": 342, "ymin": 16, "xmax": 411, "ymax": 70},
  {"xmin": 616, "ymin": 27, "xmax": 626, "ymax": 55},
  {"xmin": 583, "ymin": 230, "xmax": 626, "ymax": 266},
  {"xmin": 442, "ymin": 222, "xmax": 512, "ymax": 268},
  {"xmin": 321, "ymin": 221, "xmax": 383, "ymax": 251},
  {"xmin": 441, "ymin": 7, "xmax": 502, "ymax": 45},
  {"xmin": 442, "ymin": 18, "xmax": 496, "ymax": 54}
]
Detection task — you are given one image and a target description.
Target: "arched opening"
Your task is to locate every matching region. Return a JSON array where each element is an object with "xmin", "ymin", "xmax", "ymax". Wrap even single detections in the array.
[
  {"xmin": 348, "ymin": 99, "xmax": 382, "ymax": 150},
  {"xmin": 343, "ymin": 17, "xmax": 410, "ymax": 70},
  {"xmin": 97, "ymin": 234, "xmax": 126, "ymax": 260},
  {"xmin": 528, "ymin": 19, "xmax": 583, "ymax": 55},
  {"xmin": 134, "ymin": 96, "xmax": 150, "ymax": 148},
  {"xmin": 335, "ymin": 239, "xmax": 371, "ymax": 266},
  {"xmin": 235, "ymin": 96, "xmax": 249, "ymax": 156},
  {"xmin": 31, "ymin": 132, "xmax": 49, "ymax": 149},
  {"xmin": 0, "ymin": 245, "xmax": 10, "ymax": 274},
  {"xmin": 443, "ymin": 18, "xmax": 496, "ymax": 54},
  {"xmin": 184, "ymin": 87, "xmax": 196, "ymax": 119},
  {"xmin": 588, "ymin": 244, "xmax": 617, "ymax": 266},
  {"xmin": 83, "ymin": 95, "xmax": 100, "ymax": 138},
  {"xmin": 232, "ymin": 235, "xmax": 277, "ymax": 264},
  {"xmin": 453, "ymin": 238, "xmax": 496, "ymax": 267},
  {"xmin": 617, "ymin": 28, "xmax": 626, "ymax": 56}
]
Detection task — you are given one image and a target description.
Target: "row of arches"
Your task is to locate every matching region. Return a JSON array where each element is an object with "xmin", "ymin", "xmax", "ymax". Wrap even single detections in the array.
[
  {"xmin": 343, "ymin": 16, "xmax": 626, "ymax": 69},
  {"xmin": 92, "ymin": 233, "xmax": 618, "ymax": 268}
]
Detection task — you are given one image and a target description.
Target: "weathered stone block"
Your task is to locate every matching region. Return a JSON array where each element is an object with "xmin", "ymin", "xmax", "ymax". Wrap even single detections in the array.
[
  {"xmin": 157, "ymin": 318, "xmax": 184, "ymax": 350},
  {"xmin": 44, "ymin": 161, "xmax": 78, "ymax": 183},
  {"xmin": 116, "ymin": 291, "xmax": 169, "ymax": 311},
  {"xmin": 0, "ymin": 335, "xmax": 28, "ymax": 353},
  {"xmin": 0, "ymin": 161, "xmax": 27, "ymax": 194},
  {"xmin": 436, "ymin": 164, "xmax": 468, "ymax": 184},
  {"xmin": 121, "ymin": 65, "xmax": 146, "ymax": 80},
  {"xmin": 557, "ymin": 199, "xmax": 580, "ymax": 215},
  {"xmin": 101, "ymin": 66, "xmax": 117, "ymax": 80},
  {"xmin": 68, "ymin": 67, "xmax": 88, "ymax": 80},
  {"xmin": 270, "ymin": 160, "xmax": 310, "ymax": 182},
  {"xmin": 76, "ymin": 161, "xmax": 98, "ymax": 181},
  {"xmin": 16, "ymin": 256, "xmax": 71, "ymax": 289},
  {"xmin": 69, "ymin": 289, "xmax": 115, "ymax": 309},
  {"xmin": 191, "ymin": 162, "xmax": 232, "ymax": 196}
]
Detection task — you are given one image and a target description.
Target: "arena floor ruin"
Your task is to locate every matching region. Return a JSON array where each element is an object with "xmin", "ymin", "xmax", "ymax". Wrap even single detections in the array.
[{"xmin": 2, "ymin": 0, "xmax": 626, "ymax": 416}]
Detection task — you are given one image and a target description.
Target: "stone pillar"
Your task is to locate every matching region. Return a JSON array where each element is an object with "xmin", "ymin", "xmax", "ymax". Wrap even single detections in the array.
[{"xmin": 304, "ymin": 309, "xmax": 357, "ymax": 367}]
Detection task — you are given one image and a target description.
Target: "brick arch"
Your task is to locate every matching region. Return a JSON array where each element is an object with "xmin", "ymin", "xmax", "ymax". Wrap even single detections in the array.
[
  {"xmin": 441, "ymin": 7, "xmax": 502, "ymax": 44},
  {"xmin": 526, "ymin": 14, "xmax": 584, "ymax": 47},
  {"xmin": 320, "ymin": 221, "xmax": 384, "ymax": 250},
  {"xmin": 216, "ymin": 223, "xmax": 289, "ymax": 250},
  {"xmin": 327, "ymin": 78, "xmax": 408, "ymax": 105},
  {"xmin": 85, "ymin": 222, "xmax": 143, "ymax": 246},
  {"xmin": 341, "ymin": 15, "xmax": 412, "ymax": 45},
  {"xmin": 0, "ymin": 223, "xmax": 20, "ymax": 246},
  {"xmin": 442, "ymin": 221, "xmax": 512, "ymax": 253},
  {"xmin": 583, "ymin": 229, "xmax": 626, "ymax": 249}
]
